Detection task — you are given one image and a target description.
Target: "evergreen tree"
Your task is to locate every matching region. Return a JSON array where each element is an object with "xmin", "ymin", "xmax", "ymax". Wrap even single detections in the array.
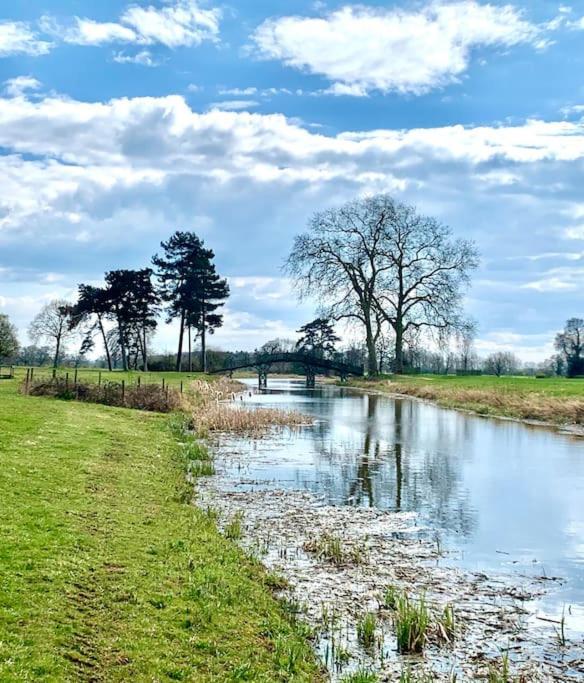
[
  {"xmin": 104, "ymin": 269, "xmax": 159, "ymax": 371},
  {"xmin": 296, "ymin": 318, "xmax": 340, "ymax": 358},
  {"xmin": 153, "ymin": 231, "xmax": 229, "ymax": 372},
  {"xmin": 71, "ymin": 284, "xmax": 114, "ymax": 371}
]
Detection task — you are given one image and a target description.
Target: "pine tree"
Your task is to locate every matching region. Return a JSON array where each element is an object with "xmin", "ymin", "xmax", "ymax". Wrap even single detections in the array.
[{"xmin": 153, "ymin": 231, "xmax": 229, "ymax": 372}]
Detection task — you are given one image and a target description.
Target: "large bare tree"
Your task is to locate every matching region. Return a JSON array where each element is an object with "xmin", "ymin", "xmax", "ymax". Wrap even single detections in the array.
[
  {"xmin": 285, "ymin": 195, "xmax": 392, "ymax": 375},
  {"xmin": 373, "ymin": 199, "xmax": 479, "ymax": 373},
  {"xmin": 29, "ymin": 300, "xmax": 75, "ymax": 369},
  {"xmin": 286, "ymin": 194, "xmax": 478, "ymax": 375}
]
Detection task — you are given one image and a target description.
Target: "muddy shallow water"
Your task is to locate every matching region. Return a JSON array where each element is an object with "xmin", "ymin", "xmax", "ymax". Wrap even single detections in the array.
[{"xmin": 197, "ymin": 379, "xmax": 584, "ymax": 680}]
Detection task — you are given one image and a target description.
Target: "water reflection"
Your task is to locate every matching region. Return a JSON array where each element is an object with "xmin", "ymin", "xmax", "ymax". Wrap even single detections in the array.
[{"xmin": 219, "ymin": 378, "xmax": 584, "ymax": 614}]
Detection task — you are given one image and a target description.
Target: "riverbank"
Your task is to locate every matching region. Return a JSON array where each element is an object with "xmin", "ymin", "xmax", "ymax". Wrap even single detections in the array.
[
  {"xmin": 0, "ymin": 378, "xmax": 323, "ymax": 681},
  {"xmin": 346, "ymin": 375, "xmax": 584, "ymax": 432}
]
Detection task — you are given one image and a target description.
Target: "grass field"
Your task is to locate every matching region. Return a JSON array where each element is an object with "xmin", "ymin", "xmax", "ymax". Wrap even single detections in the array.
[
  {"xmin": 0, "ymin": 376, "xmax": 322, "ymax": 682},
  {"xmin": 349, "ymin": 374, "xmax": 584, "ymax": 426}
]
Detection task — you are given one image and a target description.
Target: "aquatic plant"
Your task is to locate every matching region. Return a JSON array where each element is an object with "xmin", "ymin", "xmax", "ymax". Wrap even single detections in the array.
[
  {"xmin": 356, "ymin": 612, "xmax": 377, "ymax": 649},
  {"xmin": 384, "ymin": 584, "xmax": 399, "ymax": 610},
  {"xmin": 436, "ymin": 603, "xmax": 456, "ymax": 643},
  {"xmin": 341, "ymin": 668, "xmax": 378, "ymax": 683},
  {"xmin": 303, "ymin": 533, "xmax": 364, "ymax": 565},
  {"xmin": 555, "ymin": 606, "xmax": 567, "ymax": 647},
  {"xmin": 394, "ymin": 593, "xmax": 430, "ymax": 654},
  {"xmin": 224, "ymin": 512, "xmax": 244, "ymax": 540}
]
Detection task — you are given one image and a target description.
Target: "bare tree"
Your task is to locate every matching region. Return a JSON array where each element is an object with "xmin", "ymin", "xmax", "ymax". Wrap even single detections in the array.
[
  {"xmin": 285, "ymin": 196, "xmax": 392, "ymax": 375},
  {"xmin": 29, "ymin": 300, "xmax": 75, "ymax": 369},
  {"xmin": 286, "ymin": 195, "xmax": 478, "ymax": 375},
  {"xmin": 456, "ymin": 319, "xmax": 478, "ymax": 373},
  {"xmin": 373, "ymin": 200, "xmax": 479, "ymax": 373},
  {"xmin": 484, "ymin": 351, "xmax": 520, "ymax": 377}
]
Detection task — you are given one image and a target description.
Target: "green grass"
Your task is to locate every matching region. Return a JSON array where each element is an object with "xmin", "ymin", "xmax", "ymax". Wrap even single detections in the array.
[
  {"xmin": 13, "ymin": 366, "xmax": 213, "ymax": 388},
  {"xmin": 375, "ymin": 373, "xmax": 584, "ymax": 397},
  {"xmin": 0, "ymin": 378, "xmax": 322, "ymax": 682}
]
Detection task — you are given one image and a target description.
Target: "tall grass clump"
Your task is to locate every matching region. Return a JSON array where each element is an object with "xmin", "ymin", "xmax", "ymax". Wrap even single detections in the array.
[
  {"xmin": 394, "ymin": 593, "xmax": 430, "ymax": 654},
  {"xmin": 224, "ymin": 512, "xmax": 244, "ymax": 540},
  {"xmin": 303, "ymin": 533, "xmax": 364, "ymax": 566},
  {"xmin": 341, "ymin": 669, "xmax": 378, "ymax": 683},
  {"xmin": 356, "ymin": 612, "xmax": 377, "ymax": 649}
]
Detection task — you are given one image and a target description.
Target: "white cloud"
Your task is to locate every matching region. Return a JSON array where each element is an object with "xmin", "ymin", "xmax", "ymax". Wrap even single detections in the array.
[
  {"xmin": 4, "ymin": 76, "xmax": 42, "ymax": 98},
  {"xmin": 44, "ymin": 0, "xmax": 221, "ymax": 48},
  {"xmin": 1, "ymin": 90, "xmax": 584, "ymax": 357},
  {"xmin": 219, "ymin": 87, "xmax": 258, "ymax": 96},
  {"xmin": 0, "ymin": 21, "xmax": 52, "ymax": 57},
  {"xmin": 252, "ymin": 1, "xmax": 550, "ymax": 95},
  {"xmin": 113, "ymin": 50, "xmax": 158, "ymax": 67},
  {"xmin": 208, "ymin": 99, "xmax": 260, "ymax": 111}
]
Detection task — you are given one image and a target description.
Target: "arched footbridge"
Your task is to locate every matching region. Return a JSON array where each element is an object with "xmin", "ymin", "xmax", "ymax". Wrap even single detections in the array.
[{"xmin": 208, "ymin": 352, "xmax": 364, "ymax": 388}]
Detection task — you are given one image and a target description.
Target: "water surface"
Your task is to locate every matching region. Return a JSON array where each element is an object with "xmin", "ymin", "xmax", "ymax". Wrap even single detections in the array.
[{"xmin": 221, "ymin": 378, "xmax": 584, "ymax": 631}]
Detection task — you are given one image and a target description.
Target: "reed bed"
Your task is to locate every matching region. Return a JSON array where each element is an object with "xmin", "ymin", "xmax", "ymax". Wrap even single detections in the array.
[
  {"xmin": 184, "ymin": 376, "xmax": 313, "ymax": 436},
  {"xmin": 191, "ymin": 403, "xmax": 312, "ymax": 436}
]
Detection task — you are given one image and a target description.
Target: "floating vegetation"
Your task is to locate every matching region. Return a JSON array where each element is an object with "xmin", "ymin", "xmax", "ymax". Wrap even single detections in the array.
[
  {"xmin": 399, "ymin": 668, "xmax": 436, "ymax": 683},
  {"xmin": 303, "ymin": 533, "xmax": 365, "ymax": 566}
]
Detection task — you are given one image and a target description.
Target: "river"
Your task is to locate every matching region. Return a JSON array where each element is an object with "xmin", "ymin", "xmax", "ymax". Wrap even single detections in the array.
[{"xmin": 200, "ymin": 378, "xmax": 584, "ymax": 680}]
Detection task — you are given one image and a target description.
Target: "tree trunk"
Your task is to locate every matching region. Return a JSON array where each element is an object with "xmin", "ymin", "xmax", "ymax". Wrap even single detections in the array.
[
  {"xmin": 188, "ymin": 326, "xmax": 192, "ymax": 372},
  {"xmin": 364, "ymin": 316, "xmax": 378, "ymax": 376},
  {"xmin": 142, "ymin": 325, "xmax": 148, "ymax": 371},
  {"xmin": 116, "ymin": 313, "xmax": 128, "ymax": 372},
  {"xmin": 98, "ymin": 315, "xmax": 112, "ymax": 371},
  {"xmin": 394, "ymin": 320, "xmax": 404, "ymax": 374},
  {"xmin": 201, "ymin": 316, "xmax": 207, "ymax": 373},
  {"xmin": 53, "ymin": 333, "xmax": 61, "ymax": 369},
  {"xmin": 176, "ymin": 310, "xmax": 185, "ymax": 372}
]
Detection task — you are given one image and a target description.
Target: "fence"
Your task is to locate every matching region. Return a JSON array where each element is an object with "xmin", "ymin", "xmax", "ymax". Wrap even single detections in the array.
[
  {"xmin": 21, "ymin": 368, "xmax": 187, "ymax": 413},
  {"xmin": 0, "ymin": 366, "xmax": 15, "ymax": 380}
]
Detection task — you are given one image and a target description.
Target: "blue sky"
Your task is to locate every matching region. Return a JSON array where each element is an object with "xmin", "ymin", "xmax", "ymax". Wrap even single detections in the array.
[{"xmin": 0, "ymin": 0, "xmax": 583, "ymax": 361}]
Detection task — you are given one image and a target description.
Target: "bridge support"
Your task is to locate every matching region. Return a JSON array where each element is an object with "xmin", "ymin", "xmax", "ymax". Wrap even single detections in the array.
[
  {"xmin": 258, "ymin": 367, "xmax": 268, "ymax": 389},
  {"xmin": 305, "ymin": 366, "xmax": 316, "ymax": 389}
]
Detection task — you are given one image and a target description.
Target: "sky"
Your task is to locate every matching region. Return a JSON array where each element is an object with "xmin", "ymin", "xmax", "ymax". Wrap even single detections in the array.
[{"xmin": 0, "ymin": 0, "xmax": 583, "ymax": 362}]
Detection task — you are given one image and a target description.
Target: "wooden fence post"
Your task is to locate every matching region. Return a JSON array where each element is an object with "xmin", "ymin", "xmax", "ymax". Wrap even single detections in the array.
[
  {"xmin": 137, "ymin": 376, "xmax": 141, "ymax": 388},
  {"xmin": 121, "ymin": 380, "xmax": 125, "ymax": 404},
  {"xmin": 180, "ymin": 381, "xmax": 183, "ymax": 394},
  {"xmin": 65, "ymin": 372, "xmax": 69, "ymax": 390},
  {"xmin": 25, "ymin": 368, "xmax": 30, "ymax": 393},
  {"xmin": 98, "ymin": 371, "xmax": 102, "ymax": 386}
]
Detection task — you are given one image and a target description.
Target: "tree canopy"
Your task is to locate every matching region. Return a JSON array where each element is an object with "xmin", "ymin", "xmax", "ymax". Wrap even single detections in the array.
[{"xmin": 286, "ymin": 194, "xmax": 479, "ymax": 374}]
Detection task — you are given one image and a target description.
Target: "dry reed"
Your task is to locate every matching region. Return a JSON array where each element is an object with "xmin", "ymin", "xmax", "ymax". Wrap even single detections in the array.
[{"xmin": 381, "ymin": 382, "xmax": 584, "ymax": 426}]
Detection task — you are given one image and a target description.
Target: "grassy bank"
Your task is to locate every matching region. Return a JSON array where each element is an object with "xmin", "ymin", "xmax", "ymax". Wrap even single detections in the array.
[
  {"xmin": 0, "ymin": 377, "xmax": 322, "ymax": 682},
  {"xmin": 348, "ymin": 374, "xmax": 584, "ymax": 427}
]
